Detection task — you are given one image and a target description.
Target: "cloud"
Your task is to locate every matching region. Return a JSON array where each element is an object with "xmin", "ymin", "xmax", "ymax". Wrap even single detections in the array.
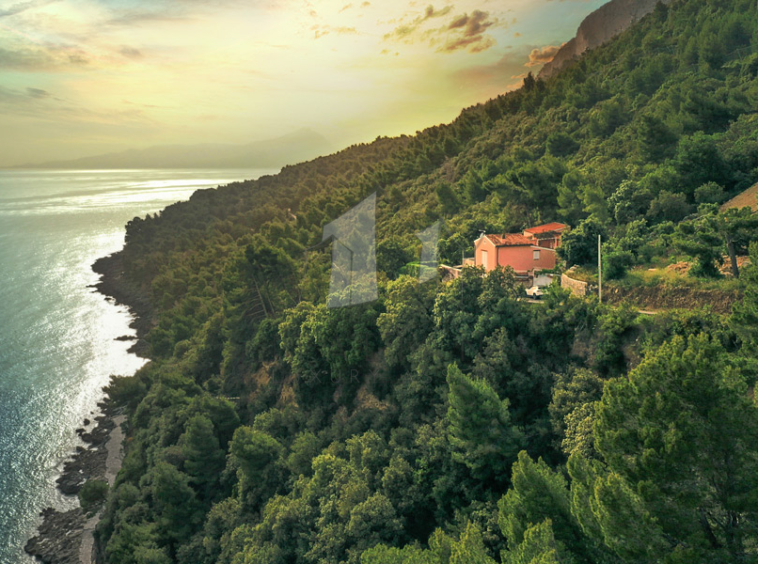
[
  {"xmin": 339, "ymin": 3, "xmax": 353, "ymax": 12},
  {"xmin": 438, "ymin": 34, "xmax": 494, "ymax": 53},
  {"xmin": 0, "ymin": 43, "xmax": 91, "ymax": 71},
  {"xmin": 103, "ymin": 0, "xmax": 288, "ymax": 25},
  {"xmin": 312, "ymin": 24, "xmax": 358, "ymax": 39},
  {"xmin": 0, "ymin": 85, "xmax": 155, "ymax": 125},
  {"xmin": 0, "ymin": 46, "xmax": 55, "ymax": 70},
  {"xmin": 0, "ymin": 85, "xmax": 53, "ymax": 104},
  {"xmin": 383, "ymin": 4, "xmax": 453, "ymax": 42},
  {"xmin": 424, "ymin": 5, "xmax": 453, "ymax": 20},
  {"xmin": 437, "ymin": 10, "xmax": 497, "ymax": 53},
  {"xmin": 65, "ymin": 51, "xmax": 89, "ymax": 66},
  {"xmin": 118, "ymin": 46, "xmax": 143, "ymax": 59},
  {"xmin": 26, "ymin": 87, "xmax": 50, "ymax": 98},
  {"xmin": 384, "ymin": 7, "xmax": 497, "ymax": 54},
  {"xmin": 0, "ymin": 85, "xmax": 28, "ymax": 102},
  {"xmin": 525, "ymin": 44, "xmax": 564, "ymax": 67},
  {"xmin": 105, "ymin": 9, "xmax": 190, "ymax": 26},
  {"xmin": 452, "ymin": 46, "xmax": 535, "ymax": 92},
  {"xmin": 0, "ymin": 0, "xmax": 57, "ymax": 19}
]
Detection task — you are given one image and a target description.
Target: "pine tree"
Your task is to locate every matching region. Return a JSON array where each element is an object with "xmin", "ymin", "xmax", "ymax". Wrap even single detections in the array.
[
  {"xmin": 179, "ymin": 415, "xmax": 225, "ymax": 500},
  {"xmin": 446, "ymin": 365, "xmax": 523, "ymax": 485},
  {"xmin": 594, "ymin": 334, "xmax": 758, "ymax": 560}
]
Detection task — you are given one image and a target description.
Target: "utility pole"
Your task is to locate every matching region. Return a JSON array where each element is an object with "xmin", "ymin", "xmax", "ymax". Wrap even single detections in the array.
[{"xmin": 598, "ymin": 234, "xmax": 602, "ymax": 304}]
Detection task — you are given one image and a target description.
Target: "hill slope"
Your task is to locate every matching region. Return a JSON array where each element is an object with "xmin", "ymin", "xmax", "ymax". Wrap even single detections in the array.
[
  {"xmin": 88, "ymin": 0, "xmax": 758, "ymax": 563},
  {"xmin": 722, "ymin": 181, "xmax": 758, "ymax": 211}
]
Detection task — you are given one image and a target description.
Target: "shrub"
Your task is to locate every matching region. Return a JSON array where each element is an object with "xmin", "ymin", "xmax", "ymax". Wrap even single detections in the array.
[
  {"xmin": 604, "ymin": 250, "xmax": 635, "ymax": 280},
  {"xmin": 79, "ymin": 479, "xmax": 109, "ymax": 513}
]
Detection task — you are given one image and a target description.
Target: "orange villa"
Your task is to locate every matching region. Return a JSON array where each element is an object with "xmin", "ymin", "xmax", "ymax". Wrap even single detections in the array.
[{"xmin": 473, "ymin": 222, "xmax": 567, "ymax": 284}]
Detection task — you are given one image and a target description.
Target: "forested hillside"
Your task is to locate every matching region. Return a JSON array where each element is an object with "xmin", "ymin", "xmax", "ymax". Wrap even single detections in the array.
[{"xmin": 94, "ymin": 0, "xmax": 758, "ymax": 562}]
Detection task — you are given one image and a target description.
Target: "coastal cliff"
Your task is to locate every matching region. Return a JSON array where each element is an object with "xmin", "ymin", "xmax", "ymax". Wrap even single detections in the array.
[{"xmin": 539, "ymin": 0, "xmax": 673, "ymax": 79}]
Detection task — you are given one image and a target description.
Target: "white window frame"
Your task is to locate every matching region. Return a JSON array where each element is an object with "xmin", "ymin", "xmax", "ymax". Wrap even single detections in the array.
[{"xmin": 533, "ymin": 249, "xmax": 540, "ymax": 261}]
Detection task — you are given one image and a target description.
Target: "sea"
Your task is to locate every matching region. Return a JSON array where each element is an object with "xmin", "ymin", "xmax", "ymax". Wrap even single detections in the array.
[{"xmin": 0, "ymin": 168, "xmax": 274, "ymax": 563}]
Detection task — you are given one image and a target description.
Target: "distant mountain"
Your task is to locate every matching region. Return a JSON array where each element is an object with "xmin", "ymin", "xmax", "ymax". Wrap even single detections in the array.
[
  {"xmin": 15, "ymin": 128, "xmax": 334, "ymax": 169},
  {"xmin": 539, "ymin": 0, "xmax": 673, "ymax": 79}
]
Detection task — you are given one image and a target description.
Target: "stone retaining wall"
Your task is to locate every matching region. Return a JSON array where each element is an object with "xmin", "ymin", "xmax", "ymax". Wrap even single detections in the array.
[{"xmin": 561, "ymin": 272, "xmax": 596, "ymax": 297}]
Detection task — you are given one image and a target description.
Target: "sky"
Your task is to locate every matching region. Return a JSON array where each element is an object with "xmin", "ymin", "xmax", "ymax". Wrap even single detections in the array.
[{"xmin": 0, "ymin": 0, "xmax": 608, "ymax": 167}]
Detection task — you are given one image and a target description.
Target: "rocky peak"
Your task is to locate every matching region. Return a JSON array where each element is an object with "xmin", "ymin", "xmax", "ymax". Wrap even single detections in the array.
[{"xmin": 539, "ymin": 0, "xmax": 673, "ymax": 79}]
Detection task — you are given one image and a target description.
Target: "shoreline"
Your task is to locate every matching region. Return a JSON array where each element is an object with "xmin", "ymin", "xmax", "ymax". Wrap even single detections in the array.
[
  {"xmin": 25, "ymin": 250, "xmax": 152, "ymax": 564},
  {"xmin": 92, "ymin": 253, "xmax": 154, "ymax": 357},
  {"xmin": 24, "ymin": 401, "xmax": 123, "ymax": 564}
]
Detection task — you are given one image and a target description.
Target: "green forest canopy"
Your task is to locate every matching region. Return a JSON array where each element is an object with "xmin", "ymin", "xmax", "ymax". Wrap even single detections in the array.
[{"xmin": 95, "ymin": 1, "xmax": 758, "ymax": 563}]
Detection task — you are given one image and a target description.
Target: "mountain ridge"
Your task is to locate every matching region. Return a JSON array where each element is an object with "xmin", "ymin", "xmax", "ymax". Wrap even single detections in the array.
[{"xmin": 11, "ymin": 128, "xmax": 334, "ymax": 170}]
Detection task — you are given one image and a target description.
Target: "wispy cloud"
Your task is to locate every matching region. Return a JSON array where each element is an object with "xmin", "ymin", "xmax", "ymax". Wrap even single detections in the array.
[
  {"xmin": 0, "ymin": 0, "xmax": 58, "ymax": 19},
  {"xmin": 118, "ymin": 46, "xmax": 143, "ymax": 60},
  {"xmin": 452, "ymin": 45, "xmax": 533, "ymax": 91},
  {"xmin": 0, "ymin": 46, "xmax": 55, "ymax": 70},
  {"xmin": 383, "ymin": 4, "xmax": 454, "ymax": 42},
  {"xmin": 0, "ymin": 42, "xmax": 92, "ymax": 71},
  {"xmin": 0, "ymin": 84, "xmax": 155, "ymax": 125},
  {"xmin": 26, "ymin": 86, "xmax": 50, "ymax": 98},
  {"xmin": 104, "ymin": 9, "xmax": 191, "ymax": 27},
  {"xmin": 311, "ymin": 24, "xmax": 358, "ymax": 39}
]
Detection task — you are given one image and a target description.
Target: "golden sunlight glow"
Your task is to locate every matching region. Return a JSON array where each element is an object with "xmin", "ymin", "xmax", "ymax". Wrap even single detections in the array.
[{"xmin": 0, "ymin": 0, "xmax": 607, "ymax": 167}]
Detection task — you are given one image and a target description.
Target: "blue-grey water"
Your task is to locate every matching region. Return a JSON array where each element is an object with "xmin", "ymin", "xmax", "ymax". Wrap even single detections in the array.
[{"xmin": 0, "ymin": 169, "xmax": 273, "ymax": 563}]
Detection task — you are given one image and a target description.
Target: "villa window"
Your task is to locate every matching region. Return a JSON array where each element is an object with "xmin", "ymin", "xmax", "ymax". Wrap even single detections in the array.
[{"xmin": 533, "ymin": 249, "xmax": 540, "ymax": 260}]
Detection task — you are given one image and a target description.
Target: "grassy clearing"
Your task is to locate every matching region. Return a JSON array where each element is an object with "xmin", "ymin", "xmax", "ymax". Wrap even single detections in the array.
[
  {"xmin": 614, "ymin": 266, "xmax": 745, "ymax": 292},
  {"xmin": 566, "ymin": 263, "xmax": 745, "ymax": 292}
]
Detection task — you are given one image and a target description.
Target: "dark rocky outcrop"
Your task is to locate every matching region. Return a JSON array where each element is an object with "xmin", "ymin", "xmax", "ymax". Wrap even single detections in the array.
[
  {"xmin": 92, "ymin": 252, "xmax": 154, "ymax": 357},
  {"xmin": 24, "ymin": 509, "xmax": 85, "ymax": 564},
  {"xmin": 56, "ymin": 413, "xmax": 114, "ymax": 496},
  {"xmin": 25, "ymin": 403, "xmax": 121, "ymax": 564}
]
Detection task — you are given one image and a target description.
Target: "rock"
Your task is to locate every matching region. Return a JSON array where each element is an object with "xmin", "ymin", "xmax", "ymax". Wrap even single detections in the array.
[
  {"xmin": 539, "ymin": 0, "xmax": 674, "ymax": 79},
  {"xmin": 114, "ymin": 334, "xmax": 136, "ymax": 341},
  {"xmin": 83, "ymin": 418, "xmax": 91, "ymax": 426},
  {"xmin": 56, "ymin": 471, "xmax": 85, "ymax": 496},
  {"xmin": 28, "ymin": 408, "xmax": 124, "ymax": 559},
  {"xmin": 25, "ymin": 508, "xmax": 85, "ymax": 564}
]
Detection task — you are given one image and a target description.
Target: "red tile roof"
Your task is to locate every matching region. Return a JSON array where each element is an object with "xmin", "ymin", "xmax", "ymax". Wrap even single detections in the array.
[
  {"xmin": 523, "ymin": 222, "xmax": 567, "ymax": 235},
  {"xmin": 485, "ymin": 233, "xmax": 533, "ymax": 247}
]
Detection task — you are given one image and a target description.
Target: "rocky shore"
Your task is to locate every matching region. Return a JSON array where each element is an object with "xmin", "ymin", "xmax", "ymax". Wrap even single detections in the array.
[
  {"xmin": 24, "ymin": 402, "xmax": 124, "ymax": 564},
  {"xmin": 26, "ymin": 250, "xmax": 152, "ymax": 564},
  {"xmin": 24, "ymin": 509, "xmax": 86, "ymax": 564},
  {"xmin": 92, "ymin": 252, "xmax": 154, "ymax": 357}
]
